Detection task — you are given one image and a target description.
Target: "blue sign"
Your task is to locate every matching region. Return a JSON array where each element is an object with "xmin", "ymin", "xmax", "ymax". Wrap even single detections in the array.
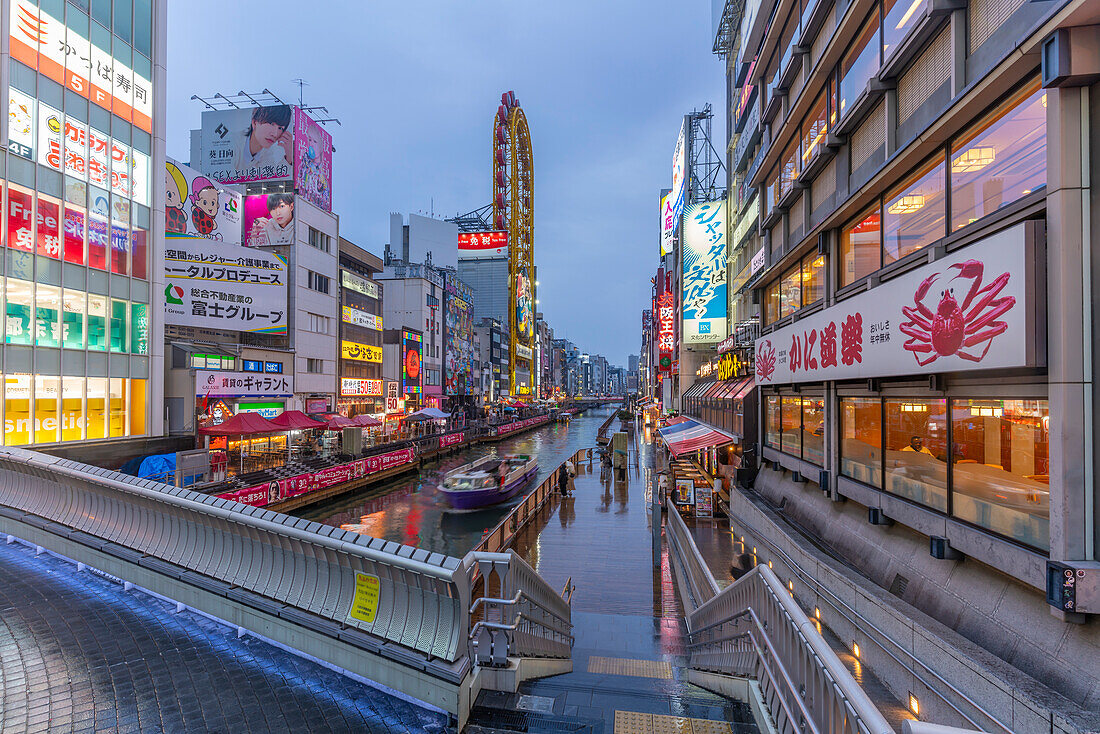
[
  {"xmin": 264, "ymin": 362, "xmax": 283, "ymax": 374},
  {"xmin": 242, "ymin": 360, "xmax": 262, "ymax": 372}
]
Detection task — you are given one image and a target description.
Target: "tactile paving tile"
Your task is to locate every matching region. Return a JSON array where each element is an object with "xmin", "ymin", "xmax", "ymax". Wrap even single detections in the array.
[
  {"xmin": 588, "ymin": 655, "xmax": 673, "ymax": 679},
  {"xmin": 613, "ymin": 711, "xmax": 735, "ymax": 734}
]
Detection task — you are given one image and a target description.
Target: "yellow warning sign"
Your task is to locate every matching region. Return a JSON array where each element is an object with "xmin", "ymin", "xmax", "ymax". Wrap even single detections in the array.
[{"xmin": 348, "ymin": 572, "xmax": 380, "ymax": 624}]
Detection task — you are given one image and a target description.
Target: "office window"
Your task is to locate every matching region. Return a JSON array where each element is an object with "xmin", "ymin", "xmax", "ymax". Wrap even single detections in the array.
[
  {"xmin": 839, "ymin": 9, "xmax": 881, "ymax": 119},
  {"xmin": 884, "ymin": 154, "xmax": 946, "ymax": 264},
  {"xmin": 884, "ymin": 398, "xmax": 947, "ymax": 511},
  {"xmin": 781, "ymin": 396, "xmax": 802, "ymax": 456},
  {"xmin": 780, "ymin": 265, "xmax": 801, "ymax": 318},
  {"xmin": 883, "ymin": 0, "xmax": 927, "ymax": 60},
  {"xmin": 950, "ymin": 399, "xmax": 1048, "ymax": 550},
  {"xmin": 307, "ymin": 313, "xmax": 330, "ymax": 334},
  {"xmin": 841, "ymin": 206, "xmax": 881, "ymax": 286},
  {"xmin": 840, "ymin": 397, "xmax": 882, "ymax": 487},
  {"xmin": 802, "ymin": 398, "xmax": 825, "ymax": 465},
  {"xmin": 801, "ymin": 254, "xmax": 826, "ymax": 305},
  {"xmin": 765, "ymin": 395, "xmax": 781, "ymax": 448},
  {"xmin": 307, "ymin": 270, "xmax": 330, "ymax": 294},
  {"xmin": 950, "ymin": 80, "xmax": 1046, "ymax": 232},
  {"xmin": 780, "ymin": 140, "xmax": 800, "ymax": 199},
  {"xmin": 308, "ymin": 227, "xmax": 330, "ymax": 252},
  {"xmin": 766, "ymin": 167, "xmax": 780, "ymax": 213},
  {"xmin": 802, "ymin": 92, "xmax": 828, "ymax": 166},
  {"xmin": 306, "ymin": 358, "xmax": 323, "ymax": 373}
]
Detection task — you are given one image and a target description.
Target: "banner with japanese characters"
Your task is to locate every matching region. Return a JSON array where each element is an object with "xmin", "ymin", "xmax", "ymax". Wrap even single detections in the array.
[
  {"xmin": 164, "ymin": 234, "xmax": 288, "ymax": 334},
  {"xmin": 754, "ymin": 223, "xmax": 1039, "ymax": 386},
  {"xmin": 293, "ymin": 109, "xmax": 333, "ymax": 212},
  {"xmin": 200, "ymin": 106, "xmax": 295, "ymax": 185},
  {"xmin": 165, "ymin": 157, "xmax": 242, "ymax": 243},
  {"xmin": 682, "ymin": 200, "xmax": 728, "ymax": 344},
  {"xmin": 195, "ymin": 370, "xmax": 293, "ymax": 399}
]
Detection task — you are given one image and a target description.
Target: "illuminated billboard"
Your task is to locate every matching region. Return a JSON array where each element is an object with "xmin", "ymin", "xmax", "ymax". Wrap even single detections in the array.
[
  {"xmin": 401, "ymin": 329, "xmax": 423, "ymax": 402},
  {"xmin": 165, "ymin": 158, "xmax": 242, "ymax": 243},
  {"xmin": 515, "ymin": 272, "xmax": 533, "ymax": 341},
  {"xmin": 243, "ymin": 194, "xmax": 295, "ymax": 247},
  {"xmin": 444, "ymin": 274, "xmax": 474, "ymax": 395},
  {"xmin": 164, "ymin": 236, "xmax": 287, "ymax": 334},
  {"xmin": 340, "ymin": 378, "xmax": 383, "ymax": 397},
  {"xmin": 8, "ymin": 0, "xmax": 153, "ymax": 133},
  {"xmin": 682, "ymin": 200, "xmax": 728, "ymax": 344},
  {"xmin": 200, "ymin": 105, "xmax": 295, "ymax": 185},
  {"xmin": 656, "ymin": 267, "xmax": 675, "ymax": 373},
  {"xmin": 342, "ymin": 305, "xmax": 382, "ymax": 330},
  {"xmin": 660, "ymin": 191, "xmax": 676, "ymax": 257},
  {"xmin": 667, "ymin": 121, "xmax": 687, "ymax": 249},
  {"xmin": 458, "ymin": 231, "xmax": 508, "ymax": 260},
  {"xmin": 293, "ymin": 110, "xmax": 333, "ymax": 211},
  {"xmin": 340, "ymin": 340, "xmax": 382, "ymax": 363}
]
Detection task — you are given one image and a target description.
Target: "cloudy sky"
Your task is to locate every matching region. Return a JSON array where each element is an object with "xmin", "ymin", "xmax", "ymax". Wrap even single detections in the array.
[{"xmin": 166, "ymin": 1, "xmax": 724, "ymax": 366}]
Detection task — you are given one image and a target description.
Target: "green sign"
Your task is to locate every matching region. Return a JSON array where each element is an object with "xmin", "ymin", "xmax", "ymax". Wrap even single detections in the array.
[
  {"xmin": 5, "ymin": 302, "xmax": 32, "ymax": 345},
  {"xmin": 109, "ymin": 300, "xmax": 128, "ymax": 353},
  {"xmin": 130, "ymin": 303, "xmax": 149, "ymax": 355},
  {"xmin": 87, "ymin": 310, "xmax": 106, "ymax": 351},
  {"xmin": 35, "ymin": 306, "xmax": 59, "ymax": 347},
  {"xmin": 62, "ymin": 310, "xmax": 85, "ymax": 349}
]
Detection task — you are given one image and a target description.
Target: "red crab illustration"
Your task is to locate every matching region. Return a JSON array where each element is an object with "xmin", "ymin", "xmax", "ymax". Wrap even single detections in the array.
[
  {"xmin": 899, "ymin": 260, "xmax": 1015, "ymax": 366},
  {"xmin": 757, "ymin": 340, "xmax": 776, "ymax": 380}
]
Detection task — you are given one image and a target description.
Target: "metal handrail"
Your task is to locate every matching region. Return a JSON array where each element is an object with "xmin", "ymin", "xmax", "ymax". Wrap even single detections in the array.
[
  {"xmin": 664, "ymin": 497, "xmax": 722, "ymax": 607},
  {"xmin": 726, "ymin": 503, "xmax": 1013, "ymax": 733}
]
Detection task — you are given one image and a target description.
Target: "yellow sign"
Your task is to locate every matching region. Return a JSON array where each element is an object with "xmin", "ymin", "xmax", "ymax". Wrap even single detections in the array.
[
  {"xmin": 348, "ymin": 572, "xmax": 381, "ymax": 624},
  {"xmin": 341, "ymin": 340, "xmax": 382, "ymax": 363}
]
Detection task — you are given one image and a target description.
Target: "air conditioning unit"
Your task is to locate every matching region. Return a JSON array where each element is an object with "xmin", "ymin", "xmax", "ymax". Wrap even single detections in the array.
[{"xmin": 1047, "ymin": 561, "xmax": 1100, "ymax": 614}]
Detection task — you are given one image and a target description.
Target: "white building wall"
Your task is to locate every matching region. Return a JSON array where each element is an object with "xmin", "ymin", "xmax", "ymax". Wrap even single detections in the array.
[{"xmin": 291, "ymin": 199, "xmax": 339, "ymax": 408}]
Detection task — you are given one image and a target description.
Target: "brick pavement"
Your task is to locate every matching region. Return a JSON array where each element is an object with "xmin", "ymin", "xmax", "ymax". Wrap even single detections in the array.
[{"xmin": 0, "ymin": 538, "xmax": 448, "ymax": 733}]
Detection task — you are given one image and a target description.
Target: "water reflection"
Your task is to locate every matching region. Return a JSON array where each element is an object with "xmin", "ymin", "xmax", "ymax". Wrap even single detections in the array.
[{"xmin": 293, "ymin": 408, "xmax": 614, "ymax": 557}]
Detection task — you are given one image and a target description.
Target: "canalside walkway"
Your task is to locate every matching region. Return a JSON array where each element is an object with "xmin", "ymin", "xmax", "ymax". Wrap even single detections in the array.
[
  {"xmin": 466, "ymin": 435, "xmax": 761, "ymax": 733},
  {"xmin": 0, "ymin": 538, "xmax": 448, "ymax": 734}
]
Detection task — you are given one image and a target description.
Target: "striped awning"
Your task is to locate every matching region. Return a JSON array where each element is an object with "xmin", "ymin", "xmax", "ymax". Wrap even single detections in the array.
[{"xmin": 658, "ymin": 418, "xmax": 738, "ymax": 458}]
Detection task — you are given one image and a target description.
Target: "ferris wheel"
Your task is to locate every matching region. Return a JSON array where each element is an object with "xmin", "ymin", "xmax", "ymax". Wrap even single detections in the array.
[{"xmin": 492, "ymin": 91, "xmax": 535, "ymax": 395}]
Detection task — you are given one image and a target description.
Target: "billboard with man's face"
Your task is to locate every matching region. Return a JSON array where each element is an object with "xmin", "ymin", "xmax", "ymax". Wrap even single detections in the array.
[
  {"xmin": 200, "ymin": 105, "xmax": 295, "ymax": 185},
  {"xmin": 243, "ymin": 194, "xmax": 295, "ymax": 247}
]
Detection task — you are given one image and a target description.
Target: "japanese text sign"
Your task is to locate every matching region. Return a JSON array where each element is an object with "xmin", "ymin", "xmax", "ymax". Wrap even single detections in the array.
[
  {"xmin": 755, "ymin": 223, "xmax": 1038, "ymax": 386},
  {"xmin": 458, "ymin": 231, "xmax": 508, "ymax": 260},
  {"xmin": 341, "ymin": 340, "xmax": 383, "ymax": 363},
  {"xmin": 682, "ymin": 200, "xmax": 728, "ymax": 344},
  {"xmin": 292, "ymin": 109, "xmax": 332, "ymax": 211},
  {"xmin": 195, "ymin": 370, "xmax": 293, "ymax": 399}
]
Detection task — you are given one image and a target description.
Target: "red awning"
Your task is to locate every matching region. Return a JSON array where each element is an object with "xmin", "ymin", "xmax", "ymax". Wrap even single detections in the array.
[
  {"xmin": 353, "ymin": 414, "xmax": 383, "ymax": 427},
  {"xmin": 658, "ymin": 418, "xmax": 737, "ymax": 458},
  {"xmin": 267, "ymin": 410, "xmax": 325, "ymax": 430},
  {"xmin": 325, "ymin": 416, "xmax": 359, "ymax": 430},
  {"xmin": 199, "ymin": 412, "xmax": 281, "ymax": 436}
]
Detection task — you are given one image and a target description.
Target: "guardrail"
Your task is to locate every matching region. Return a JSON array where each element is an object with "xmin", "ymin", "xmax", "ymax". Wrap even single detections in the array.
[
  {"xmin": 664, "ymin": 497, "xmax": 892, "ymax": 734},
  {"xmin": 466, "ymin": 551, "xmax": 572, "ymax": 666},
  {"xmin": 664, "ymin": 498, "xmax": 722, "ymax": 609}
]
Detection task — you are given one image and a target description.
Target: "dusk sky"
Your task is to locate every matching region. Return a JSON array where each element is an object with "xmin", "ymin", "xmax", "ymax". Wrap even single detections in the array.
[{"xmin": 166, "ymin": 1, "xmax": 724, "ymax": 367}]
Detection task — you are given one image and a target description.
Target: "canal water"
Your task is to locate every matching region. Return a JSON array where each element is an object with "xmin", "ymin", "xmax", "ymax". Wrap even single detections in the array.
[{"xmin": 292, "ymin": 407, "xmax": 617, "ymax": 557}]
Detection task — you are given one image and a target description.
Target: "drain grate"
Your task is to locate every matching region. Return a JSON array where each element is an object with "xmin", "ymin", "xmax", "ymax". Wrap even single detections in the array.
[
  {"xmin": 517, "ymin": 694, "xmax": 556, "ymax": 714},
  {"xmin": 888, "ymin": 573, "xmax": 910, "ymax": 597}
]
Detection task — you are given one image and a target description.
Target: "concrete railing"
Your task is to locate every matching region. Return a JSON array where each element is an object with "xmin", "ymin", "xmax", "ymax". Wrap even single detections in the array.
[{"xmin": 664, "ymin": 498, "xmax": 722, "ymax": 609}]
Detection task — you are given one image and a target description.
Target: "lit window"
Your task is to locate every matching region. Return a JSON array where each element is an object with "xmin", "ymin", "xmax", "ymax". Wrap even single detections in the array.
[
  {"xmin": 884, "ymin": 398, "xmax": 947, "ymax": 512},
  {"xmin": 883, "ymin": 0, "xmax": 927, "ymax": 59},
  {"xmin": 884, "ymin": 155, "xmax": 946, "ymax": 264},
  {"xmin": 839, "ymin": 10, "xmax": 881, "ymax": 119},
  {"xmin": 802, "ymin": 92, "xmax": 828, "ymax": 165},
  {"xmin": 841, "ymin": 206, "xmax": 881, "ymax": 286}
]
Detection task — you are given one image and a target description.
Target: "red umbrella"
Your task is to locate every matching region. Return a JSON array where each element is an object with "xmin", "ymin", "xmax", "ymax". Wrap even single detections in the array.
[
  {"xmin": 353, "ymin": 414, "xmax": 383, "ymax": 427},
  {"xmin": 268, "ymin": 410, "xmax": 325, "ymax": 430},
  {"xmin": 325, "ymin": 416, "xmax": 358, "ymax": 430},
  {"xmin": 199, "ymin": 412, "xmax": 280, "ymax": 436}
]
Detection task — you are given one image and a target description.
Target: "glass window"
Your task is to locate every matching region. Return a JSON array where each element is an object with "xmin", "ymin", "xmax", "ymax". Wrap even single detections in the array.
[
  {"xmin": 765, "ymin": 395, "xmax": 781, "ymax": 448},
  {"xmin": 88, "ymin": 191, "xmax": 109, "ymax": 270},
  {"xmin": 765, "ymin": 280, "xmax": 781, "ymax": 324},
  {"xmin": 951, "ymin": 81, "xmax": 1046, "ymax": 231},
  {"xmin": 109, "ymin": 378, "xmax": 128, "ymax": 438},
  {"xmin": 802, "ymin": 92, "xmax": 828, "ymax": 167},
  {"xmin": 4, "ymin": 374, "xmax": 32, "ymax": 446},
  {"xmin": 37, "ymin": 194, "xmax": 62, "ymax": 259},
  {"xmin": 63, "ymin": 289, "xmax": 86, "ymax": 349},
  {"xmin": 86, "ymin": 377, "xmax": 107, "ymax": 440},
  {"xmin": 131, "ymin": 221, "xmax": 147, "ymax": 279},
  {"xmin": 109, "ymin": 299, "xmax": 128, "ymax": 352},
  {"xmin": 781, "ymin": 396, "xmax": 802, "ymax": 456},
  {"xmin": 841, "ymin": 206, "xmax": 881, "ymax": 286},
  {"xmin": 35, "ymin": 284, "xmax": 61, "ymax": 348},
  {"xmin": 87, "ymin": 294, "xmax": 107, "ymax": 351},
  {"xmin": 951, "ymin": 399, "xmax": 1049, "ymax": 550},
  {"xmin": 802, "ymin": 397, "xmax": 825, "ymax": 465},
  {"xmin": 841, "ymin": 397, "xmax": 882, "ymax": 487},
  {"xmin": 113, "ymin": 0, "xmax": 132, "ymax": 42},
  {"xmin": 766, "ymin": 167, "xmax": 780, "ymax": 213},
  {"xmin": 884, "ymin": 155, "xmax": 946, "ymax": 264},
  {"xmin": 884, "ymin": 398, "xmax": 947, "ymax": 511},
  {"xmin": 35, "ymin": 375, "xmax": 60, "ymax": 444},
  {"xmin": 779, "ymin": 266, "xmax": 800, "ymax": 318},
  {"xmin": 802, "ymin": 254, "xmax": 826, "ymax": 304},
  {"xmin": 63, "ymin": 178, "xmax": 86, "ymax": 265},
  {"xmin": 883, "ymin": 0, "xmax": 927, "ymax": 59},
  {"xmin": 134, "ymin": 0, "xmax": 152, "ymax": 58},
  {"xmin": 110, "ymin": 207, "xmax": 129, "ymax": 276},
  {"xmin": 130, "ymin": 303, "xmax": 148, "ymax": 355},
  {"xmin": 130, "ymin": 378, "xmax": 147, "ymax": 437},
  {"xmin": 61, "ymin": 377, "xmax": 84, "ymax": 442},
  {"xmin": 5, "ymin": 278, "xmax": 33, "ymax": 345},
  {"xmin": 780, "ymin": 139, "xmax": 800, "ymax": 198},
  {"xmin": 7, "ymin": 184, "xmax": 35, "ymax": 255},
  {"xmin": 91, "ymin": 0, "xmax": 111, "ymax": 28},
  {"xmin": 839, "ymin": 9, "xmax": 881, "ymax": 119}
]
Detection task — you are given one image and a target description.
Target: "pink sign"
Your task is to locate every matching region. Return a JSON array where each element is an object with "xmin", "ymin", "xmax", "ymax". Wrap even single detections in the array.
[
  {"xmin": 495, "ymin": 416, "xmax": 549, "ymax": 437},
  {"xmin": 439, "ymin": 432, "xmax": 465, "ymax": 448},
  {"xmin": 293, "ymin": 109, "xmax": 333, "ymax": 212}
]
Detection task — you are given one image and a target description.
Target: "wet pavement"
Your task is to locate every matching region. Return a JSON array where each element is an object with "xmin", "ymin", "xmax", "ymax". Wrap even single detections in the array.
[
  {"xmin": 469, "ymin": 430, "xmax": 761, "ymax": 732},
  {"xmin": 296, "ymin": 408, "xmax": 616, "ymax": 557},
  {"xmin": 0, "ymin": 538, "xmax": 448, "ymax": 734}
]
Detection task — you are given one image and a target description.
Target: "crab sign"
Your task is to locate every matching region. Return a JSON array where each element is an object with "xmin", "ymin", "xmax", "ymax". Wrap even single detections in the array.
[{"xmin": 899, "ymin": 260, "xmax": 1016, "ymax": 366}]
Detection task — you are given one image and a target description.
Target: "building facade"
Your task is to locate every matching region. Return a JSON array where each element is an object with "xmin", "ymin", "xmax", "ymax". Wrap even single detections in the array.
[
  {"xmin": 337, "ymin": 238, "xmax": 384, "ymax": 418},
  {"xmin": 1, "ymin": 0, "xmax": 162, "ymax": 451},
  {"xmin": 376, "ymin": 263, "xmax": 445, "ymax": 409}
]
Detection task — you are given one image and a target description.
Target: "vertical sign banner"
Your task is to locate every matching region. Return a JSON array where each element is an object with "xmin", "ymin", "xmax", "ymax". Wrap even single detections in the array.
[
  {"xmin": 657, "ymin": 268, "xmax": 675, "ymax": 373},
  {"xmin": 444, "ymin": 274, "xmax": 474, "ymax": 395},
  {"xmin": 401, "ymin": 329, "xmax": 423, "ymax": 402},
  {"xmin": 666, "ymin": 122, "xmax": 687, "ymax": 252},
  {"xmin": 682, "ymin": 200, "xmax": 728, "ymax": 344},
  {"xmin": 165, "ymin": 157, "xmax": 242, "ymax": 243},
  {"xmin": 660, "ymin": 192, "xmax": 675, "ymax": 257},
  {"xmin": 293, "ymin": 108, "xmax": 333, "ymax": 212}
]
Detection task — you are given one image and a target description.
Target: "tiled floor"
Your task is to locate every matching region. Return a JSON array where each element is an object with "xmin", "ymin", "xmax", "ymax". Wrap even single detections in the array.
[{"xmin": 0, "ymin": 539, "xmax": 448, "ymax": 733}]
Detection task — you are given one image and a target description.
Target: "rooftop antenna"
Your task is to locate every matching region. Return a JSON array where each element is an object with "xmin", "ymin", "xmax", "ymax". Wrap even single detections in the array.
[{"xmin": 291, "ymin": 78, "xmax": 309, "ymax": 107}]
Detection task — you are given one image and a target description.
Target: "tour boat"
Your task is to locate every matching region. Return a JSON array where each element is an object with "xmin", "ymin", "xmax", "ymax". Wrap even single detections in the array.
[{"xmin": 440, "ymin": 454, "xmax": 538, "ymax": 511}]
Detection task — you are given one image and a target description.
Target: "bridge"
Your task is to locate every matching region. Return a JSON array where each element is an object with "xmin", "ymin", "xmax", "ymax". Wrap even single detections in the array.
[{"xmin": 0, "ymin": 413, "xmax": 996, "ymax": 732}]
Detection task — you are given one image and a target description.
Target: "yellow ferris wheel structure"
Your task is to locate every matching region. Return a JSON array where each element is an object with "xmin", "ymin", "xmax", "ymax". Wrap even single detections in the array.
[{"xmin": 492, "ymin": 91, "xmax": 535, "ymax": 395}]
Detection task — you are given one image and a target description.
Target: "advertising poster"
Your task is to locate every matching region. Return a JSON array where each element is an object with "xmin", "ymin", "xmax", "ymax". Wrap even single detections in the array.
[
  {"xmin": 666, "ymin": 122, "xmax": 687, "ymax": 255},
  {"xmin": 165, "ymin": 157, "xmax": 242, "ymax": 243},
  {"xmin": 342, "ymin": 270, "xmax": 380, "ymax": 299},
  {"xmin": 682, "ymin": 200, "xmax": 728, "ymax": 344},
  {"xmin": 342, "ymin": 305, "xmax": 382, "ymax": 330},
  {"xmin": 164, "ymin": 235, "xmax": 288, "ymax": 334},
  {"xmin": 458, "ymin": 231, "xmax": 508, "ymax": 260},
  {"xmin": 199, "ymin": 105, "xmax": 295, "ymax": 185},
  {"xmin": 195, "ymin": 370, "xmax": 293, "ymax": 399},
  {"xmin": 340, "ymin": 378, "xmax": 383, "ymax": 397},
  {"xmin": 293, "ymin": 109, "xmax": 333, "ymax": 212},
  {"xmin": 401, "ymin": 329, "xmax": 423, "ymax": 401},
  {"xmin": 514, "ymin": 272, "xmax": 533, "ymax": 341},
  {"xmin": 755, "ymin": 223, "xmax": 1036, "ymax": 386},
  {"xmin": 341, "ymin": 340, "xmax": 383, "ymax": 363},
  {"xmin": 243, "ymin": 193, "xmax": 295, "ymax": 247},
  {"xmin": 444, "ymin": 275, "xmax": 474, "ymax": 395}
]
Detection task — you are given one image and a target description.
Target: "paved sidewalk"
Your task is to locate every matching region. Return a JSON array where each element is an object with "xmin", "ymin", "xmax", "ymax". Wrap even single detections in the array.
[{"xmin": 0, "ymin": 539, "xmax": 447, "ymax": 734}]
